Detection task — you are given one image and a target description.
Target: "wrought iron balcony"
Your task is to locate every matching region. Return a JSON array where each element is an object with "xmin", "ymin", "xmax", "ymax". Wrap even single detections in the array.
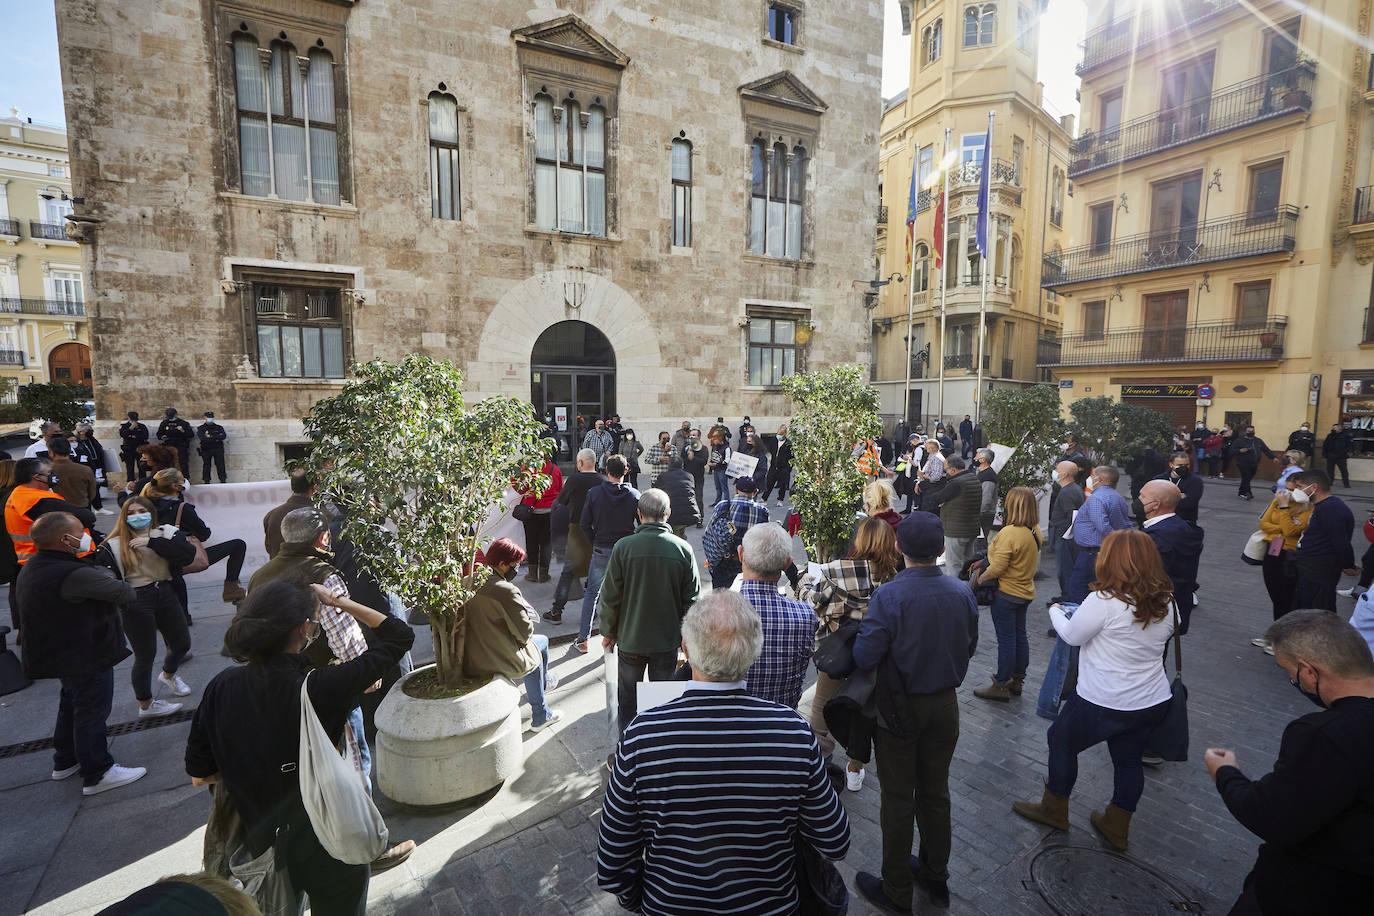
[
  {"xmin": 0, "ymin": 218, "xmax": 18, "ymax": 237},
  {"xmin": 917, "ymin": 188, "xmax": 931, "ymax": 212},
  {"xmin": 1001, "ymin": 358, "xmax": 1015, "ymax": 379},
  {"xmin": 1037, "ymin": 317, "xmax": 1288, "ymax": 368},
  {"xmin": 949, "ymin": 158, "xmax": 1021, "ymax": 189},
  {"xmin": 1077, "ymin": 0, "xmax": 1239, "ymax": 76},
  {"xmin": 0, "ymin": 297, "xmax": 86, "ymax": 317},
  {"xmin": 0, "ymin": 349, "xmax": 23, "ymax": 366},
  {"xmin": 943, "ymin": 353, "xmax": 991, "ymax": 372},
  {"xmin": 1356, "ymin": 186, "xmax": 1374, "ymax": 225},
  {"xmin": 1041, "ymin": 206, "xmax": 1298, "ymax": 289},
  {"xmin": 878, "ymin": 205, "xmax": 888, "ymax": 225},
  {"xmin": 1070, "ymin": 68, "xmax": 1314, "ymax": 178},
  {"xmin": 29, "ymin": 221, "xmax": 69, "ymax": 242}
]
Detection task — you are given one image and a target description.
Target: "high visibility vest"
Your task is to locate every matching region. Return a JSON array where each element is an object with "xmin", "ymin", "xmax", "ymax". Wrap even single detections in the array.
[
  {"xmin": 856, "ymin": 440, "xmax": 881, "ymax": 478},
  {"xmin": 5, "ymin": 486, "xmax": 90, "ymax": 562}
]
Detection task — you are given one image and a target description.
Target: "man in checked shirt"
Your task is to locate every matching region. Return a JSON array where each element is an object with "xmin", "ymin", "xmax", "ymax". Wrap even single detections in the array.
[
  {"xmin": 738, "ymin": 523, "xmax": 814, "ymax": 711},
  {"xmin": 245, "ymin": 507, "xmax": 415, "ymax": 872}
]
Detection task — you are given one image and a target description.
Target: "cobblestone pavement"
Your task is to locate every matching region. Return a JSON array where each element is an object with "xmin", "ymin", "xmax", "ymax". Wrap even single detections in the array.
[{"xmin": 3, "ymin": 478, "xmax": 1369, "ymax": 914}]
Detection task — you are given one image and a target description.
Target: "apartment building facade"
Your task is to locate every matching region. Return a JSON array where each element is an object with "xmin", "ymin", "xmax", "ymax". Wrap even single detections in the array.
[
  {"xmin": 874, "ymin": 0, "xmax": 1071, "ymax": 429},
  {"xmin": 0, "ymin": 110, "xmax": 91, "ymax": 397},
  {"xmin": 1041, "ymin": 0, "xmax": 1374, "ymax": 476}
]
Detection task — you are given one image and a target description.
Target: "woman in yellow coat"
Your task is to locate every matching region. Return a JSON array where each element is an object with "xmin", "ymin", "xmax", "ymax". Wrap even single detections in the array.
[{"xmin": 1253, "ymin": 476, "xmax": 1314, "ymax": 653}]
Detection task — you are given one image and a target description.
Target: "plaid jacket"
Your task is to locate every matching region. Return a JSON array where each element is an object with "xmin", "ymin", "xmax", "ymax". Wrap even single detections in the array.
[
  {"xmin": 741, "ymin": 580, "xmax": 815, "ymax": 710},
  {"xmin": 702, "ymin": 497, "xmax": 769, "ymax": 565},
  {"xmin": 798, "ymin": 559, "xmax": 882, "ymax": 629}
]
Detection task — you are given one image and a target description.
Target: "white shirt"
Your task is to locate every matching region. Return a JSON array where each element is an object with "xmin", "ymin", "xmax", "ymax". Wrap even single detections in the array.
[
  {"xmin": 1141, "ymin": 513, "xmax": 1175, "ymax": 529},
  {"xmin": 1050, "ymin": 592, "xmax": 1173, "ymax": 710},
  {"xmin": 24, "ymin": 441, "xmax": 47, "ymax": 459}
]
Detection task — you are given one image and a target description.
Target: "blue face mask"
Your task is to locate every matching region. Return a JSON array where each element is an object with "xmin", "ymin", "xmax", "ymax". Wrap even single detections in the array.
[{"xmin": 126, "ymin": 513, "xmax": 153, "ymax": 530}]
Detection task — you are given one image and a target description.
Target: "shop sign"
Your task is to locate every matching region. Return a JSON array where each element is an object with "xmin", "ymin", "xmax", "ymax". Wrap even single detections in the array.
[
  {"xmin": 1120, "ymin": 384, "xmax": 1199, "ymax": 398},
  {"xmin": 1342, "ymin": 379, "xmax": 1366, "ymax": 396},
  {"xmin": 1058, "ymin": 380, "xmax": 1074, "ymax": 389}
]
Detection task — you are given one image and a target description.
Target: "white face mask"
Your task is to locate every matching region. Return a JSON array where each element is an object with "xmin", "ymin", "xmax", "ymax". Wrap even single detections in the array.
[
  {"xmin": 65, "ymin": 532, "xmax": 93, "ymax": 553},
  {"xmin": 1291, "ymin": 487, "xmax": 1312, "ymax": 504}
]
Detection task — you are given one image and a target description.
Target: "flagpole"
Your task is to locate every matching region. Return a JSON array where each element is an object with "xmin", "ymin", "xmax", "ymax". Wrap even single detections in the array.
[
  {"xmin": 975, "ymin": 112, "xmax": 994, "ymax": 424},
  {"xmin": 938, "ymin": 127, "xmax": 950, "ymax": 426},
  {"xmin": 904, "ymin": 144, "xmax": 917, "ymax": 430}
]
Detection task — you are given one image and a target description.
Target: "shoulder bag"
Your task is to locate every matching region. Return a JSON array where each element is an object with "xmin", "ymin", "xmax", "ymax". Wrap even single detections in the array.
[
  {"xmin": 812, "ymin": 617, "xmax": 862, "ymax": 679},
  {"xmin": 297, "ymin": 673, "xmax": 389, "ymax": 865},
  {"xmin": 795, "ymin": 834, "xmax": 849, "ymax": 916},
  {"xmin": 1241, "ymin": 530, "xmax": 1267, "ymax": 566},
  {"xmin": 1145, "ymin": 602, "xmax": 1189, "ymax": 762},
  {"xmin": 174, "ymin": 501, "xmax": 211, "ymax": 573}
]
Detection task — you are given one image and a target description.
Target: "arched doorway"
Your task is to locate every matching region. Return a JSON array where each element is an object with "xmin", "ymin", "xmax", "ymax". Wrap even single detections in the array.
[
  {"xmin": 49, "ymin": 342, "xmax": 91, "ymax": 384},
  {"xmin": 531, "ymin": 321, "xmax": 616, "ymax": 458}
]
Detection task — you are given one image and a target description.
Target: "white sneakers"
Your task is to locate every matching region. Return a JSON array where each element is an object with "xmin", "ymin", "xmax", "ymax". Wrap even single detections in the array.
[
  {"xmin": 95, "ymin": 508, "xmax": 114, "ymax": 516},
  {"xmin": 158, "ymin": 672, "xmax": 191, "ymax": 696},
  {"xmin": 845, "ymin": 766, "xmax": 865, "ymax": 792},
  {"xmin": 530, "ymin": 709, "xmax": 563, "ymax": 733},
  {"xmin": 1250, "ymin": 637, "xmax": 1271, "ymax": 648},
  {"xmin": 82, "ymin": 764, "xmax": 147, "ymax": 796},
  {"xmin": 139, "ymin": 698, "xmax": 182, "ymax": 717},
  {"xmin": 1337, "ymin": 586, "xmax": 1367, "ymax": 598},
  {"xmin": 52, "ymin": 764, "xmax": 80, "ymax": 781}
]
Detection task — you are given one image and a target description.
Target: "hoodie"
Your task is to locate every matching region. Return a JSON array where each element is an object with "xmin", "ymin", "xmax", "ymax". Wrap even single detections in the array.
[{"xmin": 580, "ymin": 480, "xmax": 641, "ymax": 549}]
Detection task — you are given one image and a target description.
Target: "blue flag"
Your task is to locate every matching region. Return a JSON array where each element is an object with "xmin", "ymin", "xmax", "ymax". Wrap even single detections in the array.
[{"xmin": 975, "ymin": 126, "xmax": 992, "ymax": 258}]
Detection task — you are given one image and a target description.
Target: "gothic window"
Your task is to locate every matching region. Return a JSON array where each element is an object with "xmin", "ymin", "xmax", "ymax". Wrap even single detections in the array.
[
  {"xmin": 749, "ymin": 140, "xmax": 805, "ymax": 260},
  {"xmin": 533, "ymin": 94, "xmax": 608, "ymax": 237},
  {"xmin": 963, "ymin": 3, "xmax": 996, "ymax": 48},
  {"xmin": 921, "ymin": 19, "xmax": 943, "ymax": 65},
  {"xmin": 672, "ymin": 138, "xmax": 692, "ymax": 247},
  {"xmin": 428, "ymin": 92, "xmax": 460, "ymax": 220}
]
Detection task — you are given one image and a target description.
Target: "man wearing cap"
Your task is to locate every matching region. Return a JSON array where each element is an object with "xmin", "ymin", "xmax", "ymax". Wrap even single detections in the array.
[
  {"xmin": 703, "ymin": 476, "xmax": 770, "ymax": 589},
  {"xmin": 851, "ymin": 511, "xmax": 979, "ymax": 913},
  {"xmin": 118, "ymin": 412, "xmax": 149, "ymax": 481},
  {"xmin": 246, "ymin": 507, "xmax": 415, "ymax": 871},
  {"xmin": 156, "ymin": 408, "xmax": 195, "ymax": 477},
  {"xmin": 196, "ymin": 412, "xmax": 228, "ymax": 484}
]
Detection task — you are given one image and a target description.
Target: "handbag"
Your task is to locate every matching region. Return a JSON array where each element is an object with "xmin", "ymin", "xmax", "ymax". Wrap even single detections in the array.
[
  {"xmin": 512, "ymin": 502, "xmax": 534, "ymax": 522},
  {"xmin": 813, "ymin": 617, "xmax": 861, "ymax": 678},
  {"xmin": 1145, "ymin": 602, "xmax": 1189, "ymax": 762},
  {"xmin": 297, "ymin": 673, "xmax": 389, "ymax": 865},
  {"xmin": 174, "ymin": 501, "xmax": 211, "ymax": 573},
  {"xmin": 1241, "ymin": 530, "xmax": 1267, "ymax": 566},
  {"xmin": 795, "ymin": 835, "xmax": 849, "ymax": 916}
]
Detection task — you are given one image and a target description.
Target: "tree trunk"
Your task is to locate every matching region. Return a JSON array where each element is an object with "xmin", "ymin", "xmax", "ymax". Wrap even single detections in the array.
[{"xmin": 431, "ymin": 610, "xmax": 466, "ymax": 689}]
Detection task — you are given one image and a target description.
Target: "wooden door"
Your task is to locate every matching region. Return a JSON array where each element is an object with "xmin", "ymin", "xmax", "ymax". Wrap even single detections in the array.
[
  {"xmin": 1142, "ymin": 292, "xmax": 1188, "ymax": 361},
  {"xmin": 48, "ymin": 343, "xmax": 91, "ymax": 384}
]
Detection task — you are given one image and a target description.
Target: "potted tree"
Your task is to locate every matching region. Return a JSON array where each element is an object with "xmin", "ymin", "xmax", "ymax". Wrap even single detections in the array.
[
  {"xmin": 303, "ymin": 355, "xmax": 548, "ymax": 806},
  {"xmin": 781, "ymin": 365, "xmax": 881, "ymax": 562}
]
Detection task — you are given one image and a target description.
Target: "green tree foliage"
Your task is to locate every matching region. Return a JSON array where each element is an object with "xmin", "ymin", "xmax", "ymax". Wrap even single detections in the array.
[
  {"xmin": 981, "ymin": 384, "xmax": 1066, "ymax": 496},
  {"xmin": 303, "ymin": 356, "xmax": 548, "ymax": 689},
  {"xmin": 782, "ymin": 366, "xmax": 881, "ymax": 562},
  {"xmin": 1067, "ymin": 395, "xmax": 1173, "ymax": 467},
  {"xmin": 19, "ymin": 382, "xmax": 92, "ymax": 432}
]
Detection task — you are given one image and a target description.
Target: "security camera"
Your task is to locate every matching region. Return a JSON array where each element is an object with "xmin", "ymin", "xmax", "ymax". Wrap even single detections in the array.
[{"xmin": 39, "ymin": 192, "xmax": 55, "ymax": 201}]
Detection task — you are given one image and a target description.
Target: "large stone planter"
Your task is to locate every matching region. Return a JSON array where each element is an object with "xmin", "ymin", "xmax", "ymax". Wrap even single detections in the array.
[{"xmin": 374, "ymin": 665, "xmax": 523, "ymax": 806}]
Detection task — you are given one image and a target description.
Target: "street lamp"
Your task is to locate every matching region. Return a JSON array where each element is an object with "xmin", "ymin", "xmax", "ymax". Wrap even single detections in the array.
[
  {"xmin": 869, "ymin": 272, "xmax": 904, "ymax": 289},
  {"xmin": 39, "ymin": 185, "xmax": 84, "ymax": 205}
]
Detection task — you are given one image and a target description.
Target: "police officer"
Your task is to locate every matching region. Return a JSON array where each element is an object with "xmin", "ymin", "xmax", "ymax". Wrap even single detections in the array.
[
  {"xmin": 118, "ymin": 411, "xmax": 149, "ymax": 480},
  {"xmin": 196, "ymin": 411, "xmax": 227, "ymax": 484},
  {"xmin": 156, "ymin": 408, "xmax": 195, "ymax": 477}
]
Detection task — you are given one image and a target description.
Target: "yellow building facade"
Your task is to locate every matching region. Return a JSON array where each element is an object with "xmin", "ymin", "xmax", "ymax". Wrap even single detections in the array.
[
  {"xmin": 1043, "ymin": 0, "xmax": 1374, "ymax": 477},
  {"xmin": 874, "ymin": 0, "xmax": 1072, "ymax": 429},
  {"xmin": 0, "ymin": 110, "xmax": 91, "ymax": 397}
]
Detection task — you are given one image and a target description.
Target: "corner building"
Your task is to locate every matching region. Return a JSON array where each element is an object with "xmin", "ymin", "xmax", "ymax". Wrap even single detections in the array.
[
  {"xmin": 1041, "ymin": 0, "xmax": 1374, "ymax": 478},
  {"xmin": 53, "ymin": 0, "xmax": 880, "ymax": 477},
  {"xmin": 873, "ymin": 0, "xmax": 1071, "ymax": 429}
]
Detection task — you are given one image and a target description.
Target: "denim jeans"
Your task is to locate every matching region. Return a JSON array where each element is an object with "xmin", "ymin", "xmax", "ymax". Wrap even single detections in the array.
[
  {"xmin": 524, "ymin": 633, "xmax": 554, "ymax": 726},
  {"xmin": 1046, "ymin": 694, "xmax": 1171, "ymax": 811},
  {"xmin": 944, "ymin": 536, "xmax": 976, "ymax": 577},
  {"xmin": 712, "ymin": 470, "xmax": 729, "ymax": 505},
  {"xmin": 989, "ymin": 592, "xmax": 1030, "ymax": 684},
  {"xmin": 1054, "ymin": 536, "xmax": 1078, "ymax": 601},
  {"xmin": 53, "ymin": 667, "xmax": 115, "ymax": 786},
  {"xmin": 346, "ymin": 705, "xmax": 372, "ymax": 785},
  {"xmin": 1036, "ymin": 603, "xmax": 1078, "ymax": 720},
  {"xmin": 1067, "ymin": 546, "xmax": 1098, "ymax": 604},
  {"xmin": 616, "ymin": 650, "xmax": 677, "ymax": 734},
  {"xmin": 121, "ymin": 581, "xmax": 190, "ymax": 702},
  {"xmin": 579, "ymin": 546, "xmax": 613, "ymax": 642},
  {"xmin": 552, "ymin": 565, "xmax": 576, "ymax": 612}
]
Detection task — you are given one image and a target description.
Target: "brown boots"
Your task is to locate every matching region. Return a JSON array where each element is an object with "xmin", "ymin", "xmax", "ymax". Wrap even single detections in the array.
[
  {"xmin": 973, "ymin": 678, "xmax": 1012, "ymax": 702},
  {"xmin": 222, "ymin": 580, "xmax": 246, "ymax": 603},
  {"xmin": 1008, "ymin": 674, "xmax": 1025, "ymax": 696},
  {"xmin": 1090, "ymin": 803, "xmax": 1133, "ymax": 851},
  {"xmin": 1011, "ymin": 787, "xmax": 1070, "ymax": 831}
]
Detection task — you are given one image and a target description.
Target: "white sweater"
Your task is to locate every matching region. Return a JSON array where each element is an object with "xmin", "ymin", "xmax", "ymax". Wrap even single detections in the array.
[{"xmin": 1050, "ymin": 591, "xmax": 1173, "ymax": 710}]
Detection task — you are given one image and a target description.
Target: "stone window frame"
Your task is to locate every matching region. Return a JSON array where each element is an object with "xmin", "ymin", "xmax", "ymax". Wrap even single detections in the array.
[
  {"xmin": 520, "ymin": 73, "xmax": 621, "ymax": 240},
  {"xmin": 744, "ymin": 124, "xmax": 816, "ymax": 263},
  {"xmin": 763, "ymin": 1, "xmax": 804, "ymax": 51},
  {"xmin": 231, "ymin": 265, "xmax": 356, "ymax": 380},
  {"xmin": 963, "ymin": 2, "xmax": 997, "ymax": 49},
  {"xmin": 921, "ymin": 18, "xmax": 943, "ymax": 67},
  {"xmin": 670, "ymin": 133, "xmax": 693, "ymax": 248},
  {"xmin": 212, "ymin": 4, "xmax": 353, "ymax": 205},
  {"xmin": 427, "ymin": 87, "xmax": 463, "ymax": 221},
  {"xmin": 741, "ymin": 303, "xmax": 811, "ymax": 389}
]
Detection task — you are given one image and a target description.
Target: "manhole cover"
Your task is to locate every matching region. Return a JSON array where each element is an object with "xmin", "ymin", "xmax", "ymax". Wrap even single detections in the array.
[{"xmin": 1029, "ymin": 846, "xmax": 1201, "ymax": 914}]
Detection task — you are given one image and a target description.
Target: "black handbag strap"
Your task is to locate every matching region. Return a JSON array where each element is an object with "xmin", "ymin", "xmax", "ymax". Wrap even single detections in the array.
[{"xmin": 1170, "ymin": 600, "xmax": 1183, "ymax": 678}]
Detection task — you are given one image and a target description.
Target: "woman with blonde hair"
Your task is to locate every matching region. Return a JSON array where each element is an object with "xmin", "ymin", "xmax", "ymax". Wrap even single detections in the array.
[
  {"xmin": 95, "ymin": 496, "xmax": 197, "ymax": 716},
  {"xmin": 799, "ymin": 516, "xmax": 902, "ymax": 792},
  {"xmin": 1012, "ymin": 528, "xmax": 1177, "ymax": 851},
  {"xmin": 862, "ymin": 478, "xmax": 901, "ymax": 533},
  {"xmin": 971, "ymin": 486, "xmax": 1041, "ymax": 702}
]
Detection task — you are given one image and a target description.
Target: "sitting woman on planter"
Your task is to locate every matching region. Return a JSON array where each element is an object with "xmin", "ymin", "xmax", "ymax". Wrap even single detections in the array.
[
  {"xmin": 186, "ymin": 577, "xmax": 414, "ymax": 916},
  {"xmin": 463, "ymin": 537, "xmax": 561, "ymax": 732}
]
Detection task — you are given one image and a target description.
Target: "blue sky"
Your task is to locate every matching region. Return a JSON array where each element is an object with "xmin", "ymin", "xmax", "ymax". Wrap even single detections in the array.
[{"xmin": 1, "ymin": 0, "xmax": 1085, "ymax": 129}]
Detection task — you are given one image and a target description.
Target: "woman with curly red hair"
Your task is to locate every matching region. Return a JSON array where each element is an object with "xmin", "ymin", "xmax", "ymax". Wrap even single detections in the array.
[{"xmin": 1012, "ymin": 528, "xmax": 1177, "ymax": 851}]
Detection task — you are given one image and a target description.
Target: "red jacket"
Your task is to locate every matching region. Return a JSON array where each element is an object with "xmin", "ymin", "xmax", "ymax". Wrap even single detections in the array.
[
  {"xmin": 1363, "ymin": 517, "xmax": 1374, "ymax": 544},
  {"xmin": 520, "ymin": 461, "xmax": 563, "ymax": 510}
]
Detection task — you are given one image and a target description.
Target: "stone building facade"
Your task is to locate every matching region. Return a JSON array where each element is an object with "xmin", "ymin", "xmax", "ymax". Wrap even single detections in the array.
[{"xmin": 53, "ymin": 0, "xmax": 881, "ymax": 478}]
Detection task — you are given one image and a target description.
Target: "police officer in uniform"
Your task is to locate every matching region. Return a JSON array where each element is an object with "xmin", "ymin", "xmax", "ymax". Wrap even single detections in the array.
[
  {"xmin": 156, "ymin": 408, "xmax": 195, "ymax": 477},
  {"xmin": 118, "ymin": 412, "xmax": 149, "ymax": 480},
  {"xmin": 196, "ymin": 412, "xmax": 227, "ymax": 484}
]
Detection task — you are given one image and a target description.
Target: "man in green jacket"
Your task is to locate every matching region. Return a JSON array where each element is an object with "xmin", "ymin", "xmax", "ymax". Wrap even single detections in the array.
[{"xmin": 599, "ymin": 488, "xmax": 701, "ymax": 735}]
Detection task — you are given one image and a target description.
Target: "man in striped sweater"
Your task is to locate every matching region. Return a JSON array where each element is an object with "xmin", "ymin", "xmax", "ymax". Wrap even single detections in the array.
[{"xmin": 597, "ymin": 590, "xmax": 851, "ymax": 915}]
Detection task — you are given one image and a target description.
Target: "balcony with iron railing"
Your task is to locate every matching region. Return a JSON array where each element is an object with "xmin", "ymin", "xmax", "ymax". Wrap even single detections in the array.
[
  {"xmin": 1041, "ymin": 206, "xmax": 1298, "ymax": 288},
  {"xmin": 0, "ymin": 218, "xmax": 18, "ymax": 238},
  {"xmin": 1069, "ymin": 67, "xmax": 1314, "ymax": 178},
  {"xmin": 917, "ymin": 187, "xmax": 931, "ymax": 212},
  {"xmin": 29, "ymin": 221, "xmax": 69, "ymax": 242},
  {"xmin": 943, "ymin": 353, "xmax": 992, "ymax": 372},
  {"xmin": 1036, "ymin": 317, "xmax": 1288, "ymax": 368},
  {"xmin": 0, "ymin": 297, "xmax": 86, "ymax": 317},
  {"xmin": 1356, "ymin": 186, "xmax": 1374, "ymax": 225},
  {"xmin": 0, "ymin": 349, "xmax": 24, "ymax": 366},
  {"xmin": 1077, "ymin": 0, "xmax": 1240, "ymax": 76},
  {"xmin": 878, "ymin": 205, "xmax": 888, "ymax": 225},
  {"xmin": 949, "ymin": 158, "xmax": 1022, "ymax": 189}
]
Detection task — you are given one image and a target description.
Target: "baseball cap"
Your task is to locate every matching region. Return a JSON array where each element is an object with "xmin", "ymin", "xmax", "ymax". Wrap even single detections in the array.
[
  {"xmin": 896, "ymin": 511, "xmax": 944, "ymax": 559},
  {"xmin": 734, "ymin": 477, "xmax": 759, "ymax": 494}
]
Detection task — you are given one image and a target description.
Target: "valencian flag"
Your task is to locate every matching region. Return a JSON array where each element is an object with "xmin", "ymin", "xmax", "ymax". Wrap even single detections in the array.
[
  {"xmin": 976, "ymin": 118, "xmax": 993, "ymax": 257},
  {"xmin": 905, "ymin": 151, "xmax": 917, "ymax": 273}
]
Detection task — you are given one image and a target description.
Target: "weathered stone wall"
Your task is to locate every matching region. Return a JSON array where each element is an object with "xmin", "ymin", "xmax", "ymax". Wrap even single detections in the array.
[{"xmin": 57, "ymin": 0, "xmax": 882, "ymax": 479}]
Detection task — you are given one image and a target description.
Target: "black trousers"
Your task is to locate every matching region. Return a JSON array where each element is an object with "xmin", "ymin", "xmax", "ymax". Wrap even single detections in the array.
[
  {"xmin": 200, "ymin": 449, "xmax": 226, "ymax": 483},
  {"xmin": 521, "ymin": 513, "xmax": 552, "ymax": 573},
  {"xmin": 1238, "ymin": 463, "xmax": 1258, "ymax": 497},
  {"xmin": 616, "ymin": 650, "xmax": 676, "ymax": 735},
  {"xmin": 170, "ymin": 441, "xmax": 190, "ymax": 476},
  {"xmin": 1294, "ymin": 554, "xmax": 1343, "ymax": 612},
  {"xmin": 1327, "ymin": 456, "xmax": 1350, "ymax": 488},
  {"xmin": 1262, "ymin": 550, "xmax": 1298, "ymax": 620},
  {"xmin": 764, "ymin": 465, "xmax": 792, "ymax": 501},
  {"xmin": 120, "ymin": 581, "xmax": 189, "ymax": 702},
  {"xmin": 121, "ymin": 450, "xmax": 140, "ymax": 480},
  {"xmin": 287, "ymin": 837, "xmax": 370, "ymax": 916}
]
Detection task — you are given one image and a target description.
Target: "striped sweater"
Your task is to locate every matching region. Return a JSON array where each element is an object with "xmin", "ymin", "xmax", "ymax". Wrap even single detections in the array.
[{"xmin": 597, "ymin": 686, "xmax": 850, "ymax": 915}]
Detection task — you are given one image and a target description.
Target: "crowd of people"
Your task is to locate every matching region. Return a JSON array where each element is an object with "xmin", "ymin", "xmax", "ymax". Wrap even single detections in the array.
[{"xmin": 12, "ymin": 406, "xmax": 1374, "ymax": 915}]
